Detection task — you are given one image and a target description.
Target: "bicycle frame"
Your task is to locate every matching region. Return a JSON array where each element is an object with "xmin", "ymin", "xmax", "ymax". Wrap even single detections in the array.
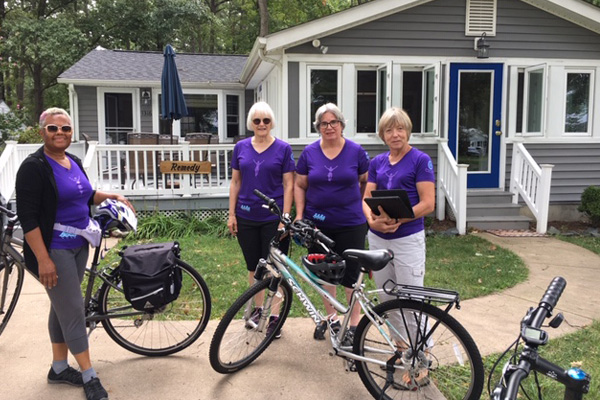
[{"xmin": 257, "ymin": 245, "xmax": 403, "ymax": 368}]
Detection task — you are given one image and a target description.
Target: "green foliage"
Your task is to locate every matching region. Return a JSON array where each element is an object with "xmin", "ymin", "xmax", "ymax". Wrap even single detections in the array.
[
  {"xmin": 17, "ymin": 125, "xmax": 43, "ymax": 144},
  {"xmin": 579, "ymin": 186, "xmax": 600, "ymax": 227},
  {"xmin": 135, "ymin": 213, "xmax": 229, "ymax": 240}
]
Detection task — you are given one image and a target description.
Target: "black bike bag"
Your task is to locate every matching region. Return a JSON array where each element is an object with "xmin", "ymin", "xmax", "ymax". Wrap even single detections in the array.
[{"xmin": 119, "ymin": 242, "xmax": 182, "ymax": 311}]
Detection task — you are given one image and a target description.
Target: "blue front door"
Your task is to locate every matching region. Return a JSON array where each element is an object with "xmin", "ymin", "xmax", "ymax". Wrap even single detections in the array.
[{"xmin": 448, "ymin": 63, "xmax": 503, "ymax": 188}]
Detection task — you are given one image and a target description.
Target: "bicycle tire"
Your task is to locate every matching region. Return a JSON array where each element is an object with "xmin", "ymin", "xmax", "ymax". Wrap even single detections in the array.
[
  {"xmin": 0, "ymin": 257, "xmax": 24, "ymax": 337},
  {"xmin": 98, "ymin": 259, "xmax": 211, "ymax": 356},
  {"xmin": 209, "ymin": 278, "xmax": 293, "ymax": 373},
  {"xmin": 354, "ymin": 299, "xmax": 484, "ymax": 400}
]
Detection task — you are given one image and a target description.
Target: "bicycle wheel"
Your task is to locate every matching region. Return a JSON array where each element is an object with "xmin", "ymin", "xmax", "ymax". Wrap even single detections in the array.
[
  {"xmin": 209, "ymin": 278, "xmax": 292, "ymax": 373},
  {"xmin": 354, "ymin": 299, "xmax": 484, "ymax": 400},
  {"xmin": 98, "ymin": 259, "xmax": 211, "ymax": 356},
  {"xmin": 0, "ymin": 257, "xmax": 24, "ymax": 337}
]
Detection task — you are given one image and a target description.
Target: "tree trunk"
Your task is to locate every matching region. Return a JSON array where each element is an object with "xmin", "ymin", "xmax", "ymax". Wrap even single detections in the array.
[
  {"xmin": 258, "ymin": 0, "xmax": 269, "ymax": 37},
  {"xmin": 33, "ymin": 63, "xmax": 44, "ymax": 118}
]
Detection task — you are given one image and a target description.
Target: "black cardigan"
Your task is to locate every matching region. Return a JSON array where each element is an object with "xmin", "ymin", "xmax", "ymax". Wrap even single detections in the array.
[{"xmin": 15, "ymin": 146, "xmax": 94, "ymax": 277}]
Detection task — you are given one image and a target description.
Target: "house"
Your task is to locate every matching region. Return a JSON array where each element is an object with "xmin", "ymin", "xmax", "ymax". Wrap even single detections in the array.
[{"xmin": 5, "ymin": 0, "xmax": 600, "ymax": 233}]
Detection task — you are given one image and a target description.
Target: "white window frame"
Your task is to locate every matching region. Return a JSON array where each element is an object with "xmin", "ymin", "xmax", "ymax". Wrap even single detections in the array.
[
  {"xmin": 354, "ymin": 66, "xmax": 378, "ymax": 137},
  {"xmin": 223, "ymin": 91, "xmax": 245, "ymax": 141},
  {"xmin": 300, "ymin": 64, "xmax": 342, "ymax": 139},
  {"xmin": 422, "ymin": 62, "xmax": 441, "ymax": 136},
  {"xmin": 152, "ymin": 89, "xmax": 221, "ymax": 141},
  {"xmin": 376, "ymin": 62, "xmax": 392, "ymax": 133},
  {"xmin": 522, "ymin": 64, "xmax": 547, "ymax": 137},
  {"xmin": 97, "ymin": 87, "xmax": 140, "ymax": 145},
  {"xmin": 562, "ymin": 68, "xmax": 594, "ymax": 137}
]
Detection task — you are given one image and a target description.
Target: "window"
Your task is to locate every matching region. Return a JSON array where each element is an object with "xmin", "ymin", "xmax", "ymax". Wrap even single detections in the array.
[
  {"xmin": 564, "ymin": 72, "xmax": 592, "ymax": 134},
  {"xmin": 521, "ymin": 64, "xmax": 546, "ymax": 136},
  {"xmin": 400, "ymin": 63, "xmax": 439, "ymax": 135},
  {"xmin": 159, "ymin": 94, "xmax": 218, "ymax": 139},
  {"xmin": 356, "ymin": 70, "xmax": 376, "ymax": 133},
  {"xmin": 226, "ymin": 95, "xmax": 240, "ymax": 138},
  {"xmin": 309, "ymin": 67, "xmax": 340, "ymax": 133}
]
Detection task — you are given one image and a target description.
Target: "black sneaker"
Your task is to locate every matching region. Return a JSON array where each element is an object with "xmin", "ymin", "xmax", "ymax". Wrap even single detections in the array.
[
  {"xmin": 314, "ymin": 318, "xmax": 341, "ymax": 340},
  {"xmin": 83, "ymin": 377, "xmax": 109, "ymax": 400},
  {"xmin": 266, "ymin": 315, "xmax": 282, "ymax": 339},
  {"xmin": 47, "ymin": 366, "xmax": 83, "ymax": 387}
]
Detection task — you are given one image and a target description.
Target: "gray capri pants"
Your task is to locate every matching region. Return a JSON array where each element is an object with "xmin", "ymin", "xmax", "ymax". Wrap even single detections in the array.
[{"xmin": 47, "ymin": 245, "xmax": 89, "ymax": 354}]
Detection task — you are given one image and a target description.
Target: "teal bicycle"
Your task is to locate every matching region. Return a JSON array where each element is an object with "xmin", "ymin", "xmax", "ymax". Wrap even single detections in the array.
[{"xmin": 209, "ymin": 190, "xmax": 484, "ymax": 400}]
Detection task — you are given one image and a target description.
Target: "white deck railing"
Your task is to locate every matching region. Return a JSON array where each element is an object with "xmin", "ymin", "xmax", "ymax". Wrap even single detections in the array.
[
  {"xmin": 0, "ymin": 142, "xmax": 45, "ymax": 204},
  {"xmin": 83, "ymin": 141, "xmax": 233, "ymax": 197},
  {"xmin": 436, "ymin": 139, "xmax": 468, "ymax": 235},
  {"xmin": 509, "ymin": 140, "xmax": 553, "ymax": 234}
]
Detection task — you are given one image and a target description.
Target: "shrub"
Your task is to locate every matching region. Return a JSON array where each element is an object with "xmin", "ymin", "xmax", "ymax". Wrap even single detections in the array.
[
  {"xmin": 17, "ymin": 125, "xmax": 43, "ymax": 144},
  {"xmin": 579, "ymin": 186, "xmax": 600, "ymax": 227}
]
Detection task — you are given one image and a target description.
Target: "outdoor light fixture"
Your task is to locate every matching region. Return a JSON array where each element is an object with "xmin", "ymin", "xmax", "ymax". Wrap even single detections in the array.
[
  {"xmin": 141, "ymin": 90, "xmax": 151, "ymax": 105},
  {"xmin": 320, "ymin": 45, "xmax": 328, "ymax": 54},
  {"xmin": 476, "ymin": 32, "xmax": 490, "ymax": 59},
  {"xmin": 311, "ymin": 39, "xmax": 328, "ymax": 54}
]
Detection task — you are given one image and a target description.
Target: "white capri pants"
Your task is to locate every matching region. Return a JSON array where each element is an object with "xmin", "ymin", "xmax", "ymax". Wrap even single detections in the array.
[{"xmin": 368, "ymin": 230, "xmax": 429, "ymax": 346}]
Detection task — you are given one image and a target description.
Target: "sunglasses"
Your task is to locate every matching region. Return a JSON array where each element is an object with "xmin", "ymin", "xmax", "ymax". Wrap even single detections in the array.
[
  {"xmin": 45, "ymin": 124, "xmax": 73, "ymax": 133},
  {"xmin": 252, "ymin": 118, "xmax": 271, "ymax": 125}
]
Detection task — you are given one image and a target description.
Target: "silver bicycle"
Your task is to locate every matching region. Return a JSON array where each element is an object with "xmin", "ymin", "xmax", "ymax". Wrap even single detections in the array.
[{"xmin": 209, "ymin": 190, "xmax": 484, "ymax": 400}]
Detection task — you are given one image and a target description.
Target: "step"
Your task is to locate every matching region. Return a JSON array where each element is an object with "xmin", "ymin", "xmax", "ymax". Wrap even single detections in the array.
[
  {"xmin": 467, "ymin": 215, "xmax": 532, "ymax": 231},
  {"xmin": 467, "ymin": 190, "xmax": 514, "ymax": 205},
  {"xmin": 467, "ymin": 203, "xmax": 523, "ymax": 218}
]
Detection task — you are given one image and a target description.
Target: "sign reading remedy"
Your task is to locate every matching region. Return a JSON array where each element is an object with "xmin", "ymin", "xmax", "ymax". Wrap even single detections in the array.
[{"xmin": 159, "ymin": 161, "xmax": 211, "ymax": 174}]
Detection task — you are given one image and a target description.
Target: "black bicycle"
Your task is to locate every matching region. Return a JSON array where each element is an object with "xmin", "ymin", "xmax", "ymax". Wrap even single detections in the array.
[
  {"xmin": 489, "ymin": 276, "xmax": 591, "ymax": 400},
  {"xmin": 0, "ymin": 204, "xmax": 211, "ymax": 356}
]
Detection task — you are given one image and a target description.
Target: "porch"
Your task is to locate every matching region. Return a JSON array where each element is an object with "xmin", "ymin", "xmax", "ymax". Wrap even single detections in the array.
[{"xmin": 0, "ymin": 140, "xmax": 553, "ymax": 234}]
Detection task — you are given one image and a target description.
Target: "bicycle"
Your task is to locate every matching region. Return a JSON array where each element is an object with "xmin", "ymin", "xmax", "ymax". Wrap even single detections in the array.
[
  {"xmin": 489, "ymin": 276, "xmax": 592, "ymax": 400},
  {"xmin": 209, "ymin": 189, "xmax": 484, "ymax": 400},
  {"xmin": 0, "ymin": 203, "xmax": 211, "ymax": 356}
]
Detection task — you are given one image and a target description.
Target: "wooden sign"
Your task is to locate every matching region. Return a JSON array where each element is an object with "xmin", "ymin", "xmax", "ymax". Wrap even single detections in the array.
[{"xmin": 159, "ymin": 161, "xmax": 211, "ymax": 174}]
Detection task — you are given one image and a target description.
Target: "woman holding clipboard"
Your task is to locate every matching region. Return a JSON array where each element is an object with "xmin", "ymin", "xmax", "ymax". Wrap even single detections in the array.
[{"xmin": 362, "ymin": 107, "xmax": 435, "ymax": 303}]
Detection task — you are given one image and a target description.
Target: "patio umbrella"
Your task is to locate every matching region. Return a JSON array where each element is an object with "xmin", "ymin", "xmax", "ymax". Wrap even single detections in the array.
[{"xmin": 161, "ymin": 44, "xmax": 188, "ymax": 144}]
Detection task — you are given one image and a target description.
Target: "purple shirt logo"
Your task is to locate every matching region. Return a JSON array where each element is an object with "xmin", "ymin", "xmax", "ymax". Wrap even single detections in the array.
[
  {"xmin": 252, "ymin": 159, "xmax": 264, "ymax": 177},
  {"xmin": 385, "ymin": 171, "xmax": 397, "ymax": 189},
  {"xmin": 324, "ymin": 165, "xmax": 338, "ymax": 182}
]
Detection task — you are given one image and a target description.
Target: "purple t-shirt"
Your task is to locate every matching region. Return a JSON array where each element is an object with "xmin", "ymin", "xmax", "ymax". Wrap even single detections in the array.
[
  {"xmin": 297, "ymin": 139, "xmax": 369, "ymax": 228},
  {"xmin": 46, "ymin": 155, "xmax": 94, "ymax": 249},
  {"xmin": 231, "ymin": 137, "xmax": 296, "ymax": 221},
  {"xmin": 367, "ymin": 148, "xmax": 435, "ymax": 239}
]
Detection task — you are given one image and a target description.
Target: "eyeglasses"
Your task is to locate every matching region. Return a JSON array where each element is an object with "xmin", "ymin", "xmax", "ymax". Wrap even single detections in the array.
[
  {"xmin": 45, "ymin": 124, "xmax": 72, "ymax": 133},
  {"xmin": 252, "ymin": 118, "xmax": 271, "ymax": 125},
  {"xmin": 318, "ymin": 120, "xmax": 341, "ymax": 130}
]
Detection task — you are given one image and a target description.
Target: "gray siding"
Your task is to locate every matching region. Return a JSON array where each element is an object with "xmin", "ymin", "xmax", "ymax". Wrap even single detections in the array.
[
  {"xmin": 288, "ymin": 62, "xmax": 300, "ymax": 139},
  {"xmin": 505, "ymin": 143, "xmax": 600, "ymax": 204},
  {"xmin": 288, "ymin": 0, "xmax": 600, "ymax": 60},
  {"xmin": 75, "ymin": 86, "xmax": 98, "ymax": 140}
]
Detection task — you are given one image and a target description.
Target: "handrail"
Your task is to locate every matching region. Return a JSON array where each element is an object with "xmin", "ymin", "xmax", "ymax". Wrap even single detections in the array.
[
  {"xmin": 509, "ymin": 140, "xmax": 553, "ymax": 234},
  {"xmin": 0, "ymin": 141, "xmax": 41, "ymax": 204},
  {"xmin": 436, "ymin": 139, "xmax": 468, "ymax": 235}
]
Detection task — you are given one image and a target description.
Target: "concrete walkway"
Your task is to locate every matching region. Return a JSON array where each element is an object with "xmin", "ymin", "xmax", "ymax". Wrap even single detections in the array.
[{"xmin": 1, "ymin": 234, "xmax": 599, "ymax": 400}]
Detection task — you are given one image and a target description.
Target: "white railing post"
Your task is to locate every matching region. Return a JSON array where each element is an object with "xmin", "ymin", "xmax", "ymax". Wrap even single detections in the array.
[
  {"xmin": 509, "ymin": 138, "xmax": 523, "ymax": 204},
  {"xmin": 436, "ymin": 138, "xmax": 447, "ymax": 221},
  {"xmin": 0, "ymin": 141, "xmax": 18, "ymax": 204},
  {"xmin": 456, "ymin": 164, "xmax": 468, "ymax": 235},
  {"xmin": 536, "ymin": 164, "xmax": 554, "ymax": 234},
  {"xmin": 180, "ymin": 141, "xmax": 193, "ymax": 196},
  {"xmin": 83, "ymin": 141, "xmax": 99, "ymax": 189}
]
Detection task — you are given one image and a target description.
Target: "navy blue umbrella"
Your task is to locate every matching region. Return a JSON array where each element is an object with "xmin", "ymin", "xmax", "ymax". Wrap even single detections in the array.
[{"xmin": 161, "ymin": 44, "xmax": 188, "ymax": 144}]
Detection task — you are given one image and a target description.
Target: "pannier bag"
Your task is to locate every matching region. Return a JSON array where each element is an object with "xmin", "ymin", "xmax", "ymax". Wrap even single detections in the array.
[{"xmin": 119, "ymin": 242, "xmax": 182, "ymax": 311}]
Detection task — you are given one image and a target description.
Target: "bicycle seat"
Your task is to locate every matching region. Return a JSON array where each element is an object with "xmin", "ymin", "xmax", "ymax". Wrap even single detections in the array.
[{"xmin": 342, "ymin": 249, "xmax": 393, "ymax": 271}]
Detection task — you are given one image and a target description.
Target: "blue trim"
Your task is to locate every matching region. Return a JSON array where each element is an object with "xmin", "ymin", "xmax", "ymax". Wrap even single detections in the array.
[{"xmin": 448, "ymin": 63, "xmax": 503, "ymax": 188}]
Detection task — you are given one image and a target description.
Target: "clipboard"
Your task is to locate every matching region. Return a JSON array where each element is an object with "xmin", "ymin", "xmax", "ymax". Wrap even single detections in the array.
[{"xmin": 365, "ymin": 189, "xmax": 415, "ymax": 219}]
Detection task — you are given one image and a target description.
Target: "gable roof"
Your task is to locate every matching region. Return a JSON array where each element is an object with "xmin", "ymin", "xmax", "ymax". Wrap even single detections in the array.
[
  {"xmin": 58, "ymin": 48, "xmax": 248, "ymax": 89},
  {"xmin": 241, "ymin": 0, "xmax": 600, "ymax": 84}
]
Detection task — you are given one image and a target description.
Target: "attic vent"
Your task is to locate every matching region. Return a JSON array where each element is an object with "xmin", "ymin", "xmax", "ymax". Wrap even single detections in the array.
[{"xmin": 466, "ymin": 0, "xmax": 496, "ymax": 36}]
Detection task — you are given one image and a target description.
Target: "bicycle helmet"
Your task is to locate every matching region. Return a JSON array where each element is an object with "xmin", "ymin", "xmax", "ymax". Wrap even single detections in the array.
[
  {"xmin": 95, "ymin": 199, "xmax": 138, "ymax": 232},
  {"xmin": 302, "ymin": 253, "xmax": 346, "ymax": 286}
]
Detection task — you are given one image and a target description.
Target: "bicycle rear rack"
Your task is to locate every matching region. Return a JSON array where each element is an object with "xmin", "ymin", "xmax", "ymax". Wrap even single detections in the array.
[{"xmin": 382, "ymin": 279, "xmax": 461, "ymax": 309}]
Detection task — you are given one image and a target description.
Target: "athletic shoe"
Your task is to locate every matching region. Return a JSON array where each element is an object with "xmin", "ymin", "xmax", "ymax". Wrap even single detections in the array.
[
  {"xmin": 84, "ymin": 377, "xmax": 109, "ymax": 400},
  {"xmin": 266, "ymin": 315, "xmax": 282, "ymax": 339},
  {"xmin": 314, "ymin": 318, "xmax": 341, "ymax": 340},
  {"xmin": 47, "ymin": 366, "xmax": 83, "ymax": 387},
  {"xmin": 245, "ymin": 307, "xmax": 262, "ymax": 329}
]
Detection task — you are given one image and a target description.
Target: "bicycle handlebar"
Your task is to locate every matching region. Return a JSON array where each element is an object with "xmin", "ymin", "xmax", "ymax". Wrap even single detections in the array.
[
  {"xmin": 0, "ymin": 205, "xmax": 17, "ymax": 219},
  {"xmin": 253, "ymin": 189, "xmax": 336, "ymax": 250}
]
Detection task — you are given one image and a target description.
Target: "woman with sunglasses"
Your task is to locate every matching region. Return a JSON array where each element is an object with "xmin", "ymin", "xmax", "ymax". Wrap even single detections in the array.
[
  {"xmin": 227, "ymin": 101, "xmax": 295, "ymax": 339},
  {"xmin": 294, "ymin": 102, "xmax": 370, "ymax": 341},
  {"xmin": 16, "ymin": 107, "xmax": 133, "ymax": 400}
]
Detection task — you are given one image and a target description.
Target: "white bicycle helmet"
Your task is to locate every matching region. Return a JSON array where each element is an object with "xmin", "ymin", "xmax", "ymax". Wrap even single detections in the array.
[{"xmin": 95, "ymin": 199, "xmax": 137, "ymax": 232}]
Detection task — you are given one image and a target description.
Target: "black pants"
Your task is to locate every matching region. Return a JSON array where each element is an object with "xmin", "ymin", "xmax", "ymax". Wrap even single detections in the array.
[
  {"xmin": 236, "ymin": 216, "xmax": 290, "ymax": 271},
  {"xmin": 309, "ymin": 223, "xmax": 368, "ymax": 288}
]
